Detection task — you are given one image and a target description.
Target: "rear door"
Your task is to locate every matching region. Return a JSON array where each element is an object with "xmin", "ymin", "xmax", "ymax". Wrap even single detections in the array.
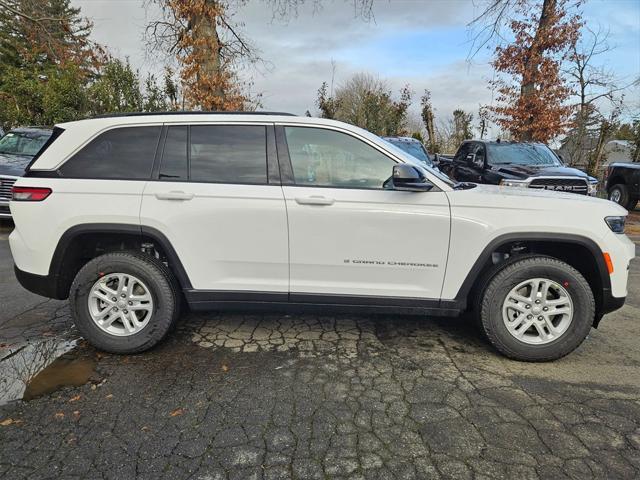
[
  {"xmin": 140, "ymin": 123, "xmax": 289, "ymax": 295},
  {"xmin": 278, "ymin": 125, "xmax": 450, "ymax": 301}
]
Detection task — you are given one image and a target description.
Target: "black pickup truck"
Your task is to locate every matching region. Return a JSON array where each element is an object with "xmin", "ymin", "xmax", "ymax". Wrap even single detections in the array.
[
  {"xmin": 605, "ymin": 163, "xmax": 640, "ymax": 210},
  {"xmin": 436, "ymin": 140, "xmax": 598, "ymax": 195}
]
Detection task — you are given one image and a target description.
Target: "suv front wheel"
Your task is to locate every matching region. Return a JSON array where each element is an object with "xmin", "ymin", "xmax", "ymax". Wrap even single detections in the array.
[
  {"xmin": 478, "ymin": 256, "xmax": 594, "ymax": 361},
  {"xmin": 69, "ymin": 252, "xmax": 181, "ymax": 353}
]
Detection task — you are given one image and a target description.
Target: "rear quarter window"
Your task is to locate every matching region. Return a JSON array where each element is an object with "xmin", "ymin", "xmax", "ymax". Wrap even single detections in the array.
[{"xmin": 60, "ymin": 126, "xmax": 161, "ymax": 179}]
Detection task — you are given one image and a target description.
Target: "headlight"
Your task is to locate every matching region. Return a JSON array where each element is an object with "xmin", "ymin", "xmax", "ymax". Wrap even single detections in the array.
[
  {"xmin": 500, "ymin": 179, "xmax": 529, "ymax": 188},
  {"xmin": 588, "ymin": 181, "xmax": 598, "ymax": 196},
  {"xmin": 605, "ymin": 216, "xmax": 625, "ymax": 233}
]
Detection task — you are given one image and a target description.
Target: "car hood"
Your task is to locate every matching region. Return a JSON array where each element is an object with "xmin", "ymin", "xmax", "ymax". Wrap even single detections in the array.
[
  {"xmin": 0, "ymin": 152, "xmax": 32, "ymax": 177},
  {"xmin": 451, "ymin": 183, "xmax": 626, "ymax": 213},
  {"xmin": 491, "ymin": 163, "xmax": 596, "ymax": 182}
]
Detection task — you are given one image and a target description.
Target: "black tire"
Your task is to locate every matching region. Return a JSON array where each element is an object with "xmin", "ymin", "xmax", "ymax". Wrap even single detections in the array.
[
  {"xmin": 477, "ymin": 256, "xmax": 594, "ymax": 362},
  {"xmin": 608, "ymin": 184, "xmax": 631, "ymax": 208},
  {"xmin": 626, "ymin": 199, "xmax": 638, "ymax": 212},
  {"xmin": 69, "ymin": 252, "xmax": 181, "ymax": 354}
]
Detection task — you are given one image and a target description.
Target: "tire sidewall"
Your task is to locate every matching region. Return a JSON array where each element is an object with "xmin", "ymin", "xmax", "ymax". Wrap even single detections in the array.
[
  {"xmin": 483, "ymin": 260, "xmax": 594, "ymax": 360},
  {"xmin": 70, "ymin": 254, "xmax": 176, "ymax": 353},
  {"xmin": 609, "ymin": 184, "xmax": 628, "ymax": 206}
]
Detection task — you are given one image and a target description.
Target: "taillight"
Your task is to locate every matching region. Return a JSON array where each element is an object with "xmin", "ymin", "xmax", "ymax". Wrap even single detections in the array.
[{"xmin": 12, "ymin": 186, "xmax": 52, "ymax": 201}]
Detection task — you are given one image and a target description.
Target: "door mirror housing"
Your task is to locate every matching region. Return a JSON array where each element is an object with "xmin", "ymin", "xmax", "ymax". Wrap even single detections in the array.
[{"xmin": 391, "ymin": 164, "xmax": 433, "ymax": 191}]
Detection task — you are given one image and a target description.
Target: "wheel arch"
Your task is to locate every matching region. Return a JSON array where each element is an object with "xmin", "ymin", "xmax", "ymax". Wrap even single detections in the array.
[
  {"xmin": 455, "ymin": 233, "xmax": 611, "ymax": 324},
  {"xmin": 607, "ymin": 176, "xmax": 626, "ymax": 191},
  {"xmin": 45, "ymin": 223, "xmax": 192, "ymax": 300}
]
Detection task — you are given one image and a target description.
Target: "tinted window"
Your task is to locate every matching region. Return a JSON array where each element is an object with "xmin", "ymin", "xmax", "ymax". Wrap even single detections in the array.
[
  {"xmin": 61, "ymin": 126, "xmax": 161, "ymax": 179},
  {"xmin": 190, "ymin": 125, "xmax": 267, "ymax": 184},
  {"xmin": 285, "ymin": 127, "xmax": 395, "ymax": 189},
  {"xmin": 454, "ymin": 142, "xmax": 473, "ymax": 162},
  {"xmin": 0, "ymin": 130, "xmax": 51, "ymax": 156},
  {"xmin": 160, "ymin": 126, "xmax": 188, "ymax": 181},
  {"xmin": 487, "ymin": 143, "xmax": 562, "ymax": 166}
]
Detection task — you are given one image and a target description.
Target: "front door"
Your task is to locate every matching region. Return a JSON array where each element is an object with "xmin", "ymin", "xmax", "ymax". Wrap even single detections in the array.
[
  {"xmin": 140, "ymin": 124, "xmax": 289, "ymax": 294},
  {"xmin": 279, "ymin": 125, "xmax": 450, "ymax": 301}
]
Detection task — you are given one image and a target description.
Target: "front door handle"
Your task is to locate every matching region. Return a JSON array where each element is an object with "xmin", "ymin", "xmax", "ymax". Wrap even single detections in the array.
[
  {"xmin": 295, "ymin": 196, "xmax": 335, "ymax": 206},
  {"xmin": 155, "ymin": 191, "xmax": 194, "ymax": 201}
]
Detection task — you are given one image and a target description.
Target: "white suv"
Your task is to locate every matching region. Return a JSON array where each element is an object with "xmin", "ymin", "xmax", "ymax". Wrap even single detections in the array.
[{"xmin": 9, "ymin": 112, "xmax": 635, "ymax": 361}]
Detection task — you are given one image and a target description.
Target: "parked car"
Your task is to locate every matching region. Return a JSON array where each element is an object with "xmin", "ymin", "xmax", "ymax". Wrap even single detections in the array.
[
  {"xmin": 437, "ymin": 140, "xmax": 599, "ymax": 195},
  {"xmin": 605, "ymin": 162, "xmax": 640, "ymax": 210},
  {"xmin": 382, "ymin": 136, "xmax": 436, "ymax": 169},
  {"xmin": 9, "ymin": 112, "xmax": 634, "ymax": 361},
  {"xmin": 0, "ymin": 127, "xmax": 52, "ymax": 218}
]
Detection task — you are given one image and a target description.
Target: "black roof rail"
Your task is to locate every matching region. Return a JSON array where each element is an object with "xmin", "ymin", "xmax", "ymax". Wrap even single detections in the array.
[{"xmin": 90, "ymin": 111, "xmax": 297, "ymax": 119}]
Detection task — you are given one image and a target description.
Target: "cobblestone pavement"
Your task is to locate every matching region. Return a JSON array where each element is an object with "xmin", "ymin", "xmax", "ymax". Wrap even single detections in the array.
[{"xmin": 1, "ymin": 220, "xmax": 639, "ymax": 479}]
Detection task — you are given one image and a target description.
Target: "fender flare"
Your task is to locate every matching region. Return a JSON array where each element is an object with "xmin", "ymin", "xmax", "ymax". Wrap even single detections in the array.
[
  {"xmin": 47, "ymin": 223, "xmax": 192, "ymax": 299},
  {"xmin": 452, "ymin": 232, "xmax": 611, "ymax": 309}
]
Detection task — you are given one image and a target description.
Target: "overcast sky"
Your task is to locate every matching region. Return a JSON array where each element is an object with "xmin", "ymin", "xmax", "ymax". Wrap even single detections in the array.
[{"xmin": 75, "ymin": 0, "xmax": 639, "ymax": 130}]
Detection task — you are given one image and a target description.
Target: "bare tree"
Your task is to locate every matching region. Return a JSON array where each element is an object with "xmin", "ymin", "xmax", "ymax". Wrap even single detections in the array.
[{"xmin": 562, "ymin": 26, "xmax": 639, "ymax": 168}]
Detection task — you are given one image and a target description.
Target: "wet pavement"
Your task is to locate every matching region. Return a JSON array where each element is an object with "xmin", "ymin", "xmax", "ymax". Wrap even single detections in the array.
[{"xmin": 1, "ymin": 218, "xmax": 640, "ymax": 479}]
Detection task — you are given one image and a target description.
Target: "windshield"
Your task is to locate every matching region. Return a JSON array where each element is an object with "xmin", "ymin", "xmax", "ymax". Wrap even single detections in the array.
[
  {"xmin": 0, "ymin": 131, "xmax": 50, "ymax": 156},
  {"xmin": 487, "ymin": 143, "xmax": 562, "ymax": 166},
  {"xmin": 384, "ymin": 139, "xmax": 433, "ymax": 166}
]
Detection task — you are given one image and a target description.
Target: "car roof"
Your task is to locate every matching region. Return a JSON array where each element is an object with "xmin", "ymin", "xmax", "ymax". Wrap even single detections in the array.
[
  {"xmin": 382, "ymin": 136, "xmax": 421, "ymax": 143},
  {"xmin": 91, "ymin": 110, "xmax": 296, "ymax": 119}
]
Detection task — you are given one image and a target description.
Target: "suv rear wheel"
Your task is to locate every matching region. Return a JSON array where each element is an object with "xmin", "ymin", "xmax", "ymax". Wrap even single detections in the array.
[
  {"xmin": 69, "ymin": 252, "xmax": 181, "ymax": 353},
  {"xmin": 478, "ymin": 256, "xmax": 594, "ymax": 361},
  {"xmin": 608, "ymin": 184, "xmax": 636, "ymax": 210}
]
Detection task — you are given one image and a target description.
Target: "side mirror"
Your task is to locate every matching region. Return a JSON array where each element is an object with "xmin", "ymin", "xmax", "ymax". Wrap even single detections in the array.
[
  {"xmin": 391, "ymin": 164, "xmax": 433, "ymax": 192},
  {"xmin": 433, "ymin": 153, "xmax": 440, "ymax": 165}
]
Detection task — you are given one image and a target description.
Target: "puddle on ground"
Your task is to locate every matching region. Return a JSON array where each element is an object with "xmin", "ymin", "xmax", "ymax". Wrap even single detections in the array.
[{"xmin": 0, "ymin": 338, "xmax": 96, "ymax": 406}]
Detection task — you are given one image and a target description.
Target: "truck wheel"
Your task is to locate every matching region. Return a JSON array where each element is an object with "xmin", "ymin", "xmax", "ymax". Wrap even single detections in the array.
[
  {"xmin": 608, "ymin": 184, "xmax": 630, "ymax": 208},
  {"xmin": 478, "ymin": 256, "xmax": 594, "ymax": 361},
  {"xmin": 69, "ymin": 252, "xmax": 181, "ymax": 354}
]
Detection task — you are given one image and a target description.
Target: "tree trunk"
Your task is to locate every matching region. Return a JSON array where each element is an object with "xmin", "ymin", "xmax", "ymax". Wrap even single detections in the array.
[
  {"xmin": 191, "ymin": 0, "xmax": 223, "ymax": 109},
  {"xmin": 519, "ymin": 0, "xmax": 556, "ymax": 141},
  {"xmin": 425, "ymin": 109, "xmax": 436, "ymax": 152}
]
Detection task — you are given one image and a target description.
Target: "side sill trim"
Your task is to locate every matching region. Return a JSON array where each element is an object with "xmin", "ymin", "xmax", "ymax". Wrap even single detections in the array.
[{"xmin": 185, "ymin": 290, "xmax": 462, "ymax": 316}]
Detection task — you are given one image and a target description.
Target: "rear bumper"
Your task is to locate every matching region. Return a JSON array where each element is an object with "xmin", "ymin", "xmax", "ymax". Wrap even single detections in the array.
[
  {"xmin": 0, "ymin": 200, "xmax": 11, "ymax": 218},
  {"xmin": 14, "ymin": 265, "xmax": 65, "ymax": 299}
]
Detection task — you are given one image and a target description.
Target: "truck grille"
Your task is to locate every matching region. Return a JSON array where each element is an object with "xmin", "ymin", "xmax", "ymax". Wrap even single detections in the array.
[
  {"xmin": 0, "ymin": 176, "xmax": 17, "ymax": 201},
  {"xmin": 528, "ymin": 177, "xmax": 589, "ymax": 195}
]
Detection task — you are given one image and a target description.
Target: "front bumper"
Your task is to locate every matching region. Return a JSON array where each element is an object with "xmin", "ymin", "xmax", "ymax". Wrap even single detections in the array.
[{"xmin": 594, "ymin": 287, "xmax": 626, "ymax": 327}]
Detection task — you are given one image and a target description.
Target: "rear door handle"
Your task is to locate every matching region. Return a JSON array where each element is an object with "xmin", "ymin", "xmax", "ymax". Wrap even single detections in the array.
[
  {"xmin": 155, "ymin": 191, "xmax": 194, "ymax": 201},
  {"xmin": 295, "ymin": 196, "xmax": 335, "ymax": 206}
]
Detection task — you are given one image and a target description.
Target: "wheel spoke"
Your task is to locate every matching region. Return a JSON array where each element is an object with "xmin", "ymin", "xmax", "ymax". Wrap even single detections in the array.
[
  {"xmin": 533, "ymin": 322, "xmax": 550, "ymax": 341},
  {"xmin": 529, "ymin": 280, "xmax": 541, "ymax": 301},
  {"xmin": 540, "ymin": 280, "xmax": 550, "ymax": 301},
  {"xmin": 502, "ymin": 277, "xmax": 574, "ymax": 345},
  {"xmin": 120, "ymin": 312, "xmax": 135, "ymax": 332},
  {"xmin": 513, "ymin": 318, "xmax": 534, "ymax": 337},
  {"xmin": 88, "ymin": 272, "xmax": 154, "ymax": 336},
  {"xmin": 510, "ymin": 293, "xmax": 532, "ymax": 305},
  {"xmin": 90, "ymin": 290, "xmax": 115, "ymax": 305}
]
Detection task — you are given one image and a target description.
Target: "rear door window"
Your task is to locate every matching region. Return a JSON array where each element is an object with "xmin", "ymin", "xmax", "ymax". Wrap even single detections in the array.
[
  {"xmin": 60, "ymin": 126, "xmax": 161, "ymax": 179},
  {"xmin": 189, "ymin": 125, "xmax": 267, "ymax": 184}
]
